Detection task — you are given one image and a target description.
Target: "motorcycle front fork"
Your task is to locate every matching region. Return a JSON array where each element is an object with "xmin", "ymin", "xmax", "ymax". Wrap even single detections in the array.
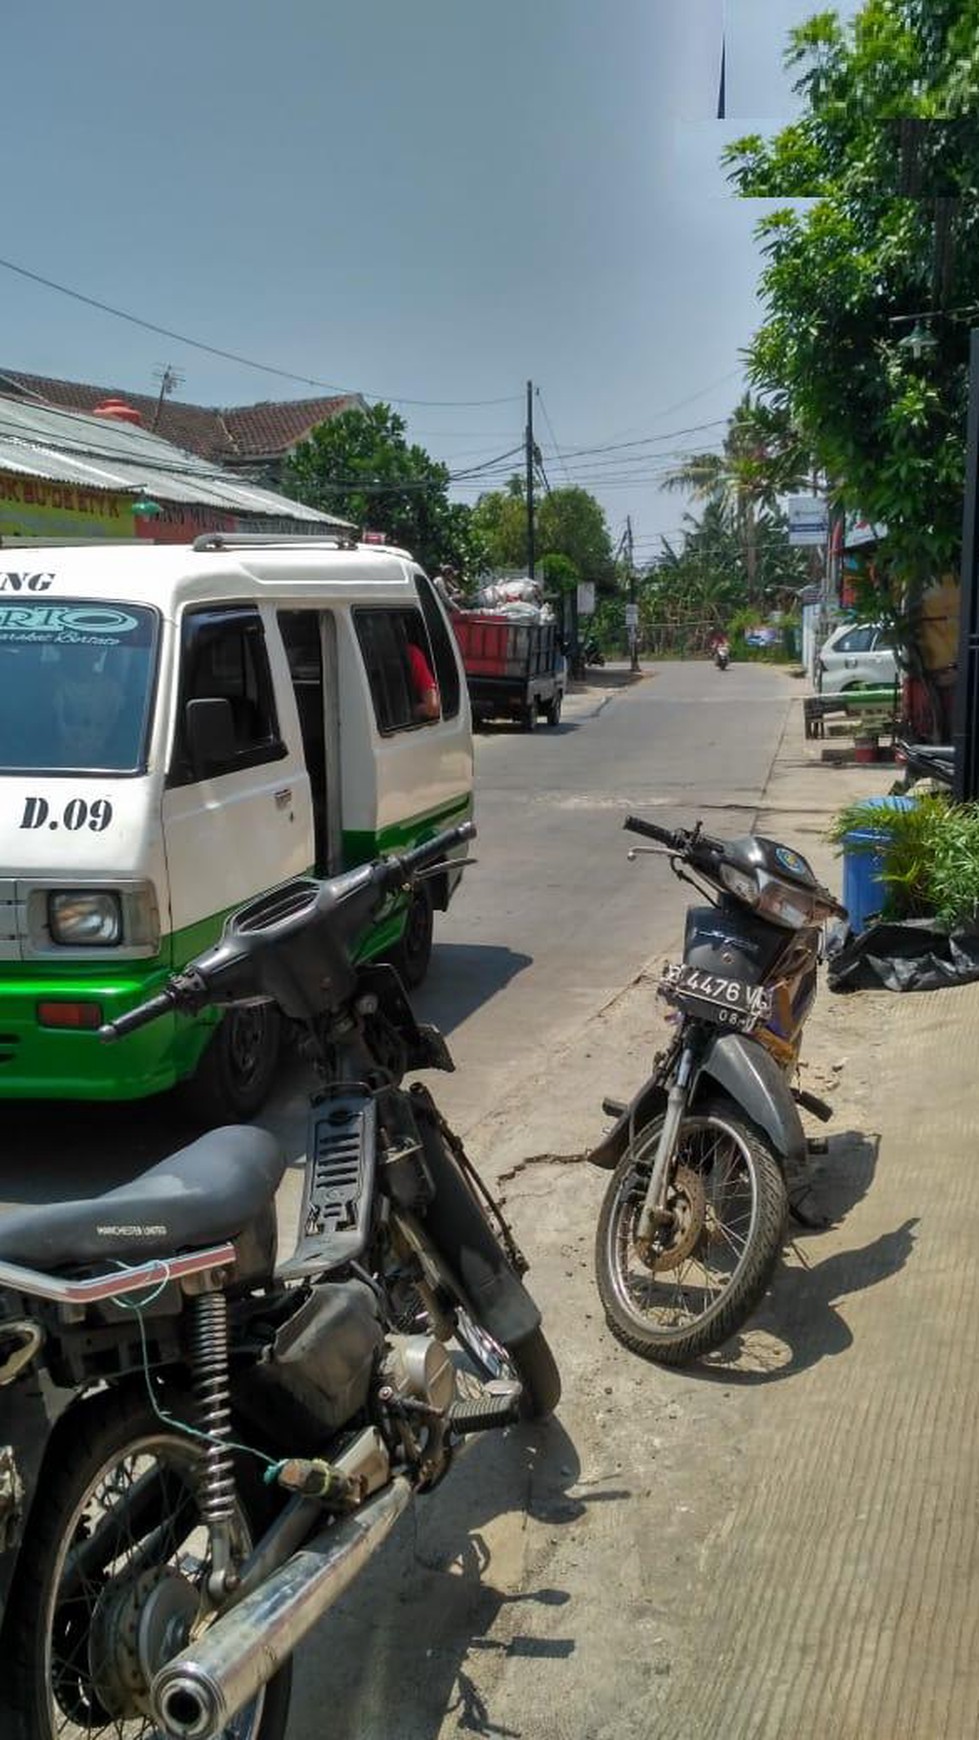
[{"xmin": 636, "ymin": 1044, "xmax": 695, "ymax": 1244}]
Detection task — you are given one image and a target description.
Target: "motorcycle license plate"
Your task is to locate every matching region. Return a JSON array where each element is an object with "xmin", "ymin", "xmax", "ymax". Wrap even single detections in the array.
[{"xmin": 660, "ymin": 962, "xmax": 772, "ymax": 1029}]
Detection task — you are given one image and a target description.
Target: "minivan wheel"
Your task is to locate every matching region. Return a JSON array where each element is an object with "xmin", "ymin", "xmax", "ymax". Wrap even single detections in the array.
[
  {"xmin": 180, "ymin": 1004, "xmax": 281, "ymax": 1125},
  {"xmin": 389, "ymin": 883, "xmax": 434, "ymax": 989}
]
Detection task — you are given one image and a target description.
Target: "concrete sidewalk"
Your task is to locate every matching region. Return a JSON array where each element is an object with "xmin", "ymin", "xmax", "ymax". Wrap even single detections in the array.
[{"xmin": 436, "ymin": 687, "xmax": 979, "ymax": 1740}]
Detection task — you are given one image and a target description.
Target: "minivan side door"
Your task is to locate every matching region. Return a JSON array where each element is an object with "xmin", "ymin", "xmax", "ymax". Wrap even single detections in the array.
[{"xmin": 162, "ymin": 604, "xmax": 314, "ymax": 949}]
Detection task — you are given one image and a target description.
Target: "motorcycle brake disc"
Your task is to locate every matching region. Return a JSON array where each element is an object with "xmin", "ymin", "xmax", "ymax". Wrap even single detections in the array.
[{"xmin": 644, "ymin": 1165, "xmax": 707, "ymax": 1273}]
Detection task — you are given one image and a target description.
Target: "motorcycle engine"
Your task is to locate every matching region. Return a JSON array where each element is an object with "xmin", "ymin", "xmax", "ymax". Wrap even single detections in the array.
[
  {"xmin": 380, "ymin": 1333, "xmax": 457, "ymax": 1414},
  {"xmin": 378, "ymin": 1333, "xmax": 459, "ymax": 1487}
]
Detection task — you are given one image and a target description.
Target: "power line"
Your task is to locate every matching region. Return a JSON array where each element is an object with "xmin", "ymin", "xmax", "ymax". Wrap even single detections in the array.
[
  {"xmin": 0, "ymin": 254, "xmax": 523, "ymax": 411},
  {"xmin": 535, "ymin": 389, "xmax": 572, "ymax": 486}
]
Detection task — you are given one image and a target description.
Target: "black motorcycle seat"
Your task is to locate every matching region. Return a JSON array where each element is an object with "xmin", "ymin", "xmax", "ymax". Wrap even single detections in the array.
[{"xmin": 0, "ymin": 1126, "xmax": 287, "ymax": 1271}]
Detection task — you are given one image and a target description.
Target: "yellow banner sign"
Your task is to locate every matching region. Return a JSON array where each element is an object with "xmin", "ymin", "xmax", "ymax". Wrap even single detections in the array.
[{"xmin": 0, "ymin": 471, "xmax": 134, "ymax": 539}]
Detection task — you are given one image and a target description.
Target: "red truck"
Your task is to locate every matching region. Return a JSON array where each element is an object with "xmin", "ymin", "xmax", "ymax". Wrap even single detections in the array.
[{"xmin": 451, "ymin": 611, "xmax": 566, "ymax": 730}]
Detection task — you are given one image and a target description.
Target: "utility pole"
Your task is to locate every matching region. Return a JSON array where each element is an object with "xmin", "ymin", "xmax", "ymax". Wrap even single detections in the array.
[
  {"xmin": 525, "ymin": 379, "xmax": 536, "ymax": 580},
  {"xmin": 953, "ymin": 329, "xmax": 979, "ymax": 799},
  {"xmin": 625, "ymin": 514, "xmax": 639, "ymax": 672},
  {"xmin": 151, "ymin": 363, "xmax": 183, "ymax": 433}
]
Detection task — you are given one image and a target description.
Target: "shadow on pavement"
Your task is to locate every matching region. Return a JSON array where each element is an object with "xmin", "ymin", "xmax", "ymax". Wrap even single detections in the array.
[
  {"xmin": 0, "ymin": 1090, "xmax": 196, "ymax": 1203},
  {"xmin": 289, "ymin": 1415, "xmax": 628, "ymax": 1740},
  {"xmin": 415, "ymin": 943, "xmax": 533, "ymax": 1036},
  {"xmin": 695, "ymin": 1131, "xmax": 919, "ymax": 1384}
]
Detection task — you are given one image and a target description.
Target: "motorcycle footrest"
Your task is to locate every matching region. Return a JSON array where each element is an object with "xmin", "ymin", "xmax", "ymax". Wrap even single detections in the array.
[
  {"xmin": 448, "ymin": 1390, "xmax": 521, "ymax": 1434},
  {"xmin": 793, "ymin": 1088, "xmax": 833, "ymax": 1123},
  {"xmin": 602, "ymin": 1097, "xmax": 627, "ymax": 1119}
]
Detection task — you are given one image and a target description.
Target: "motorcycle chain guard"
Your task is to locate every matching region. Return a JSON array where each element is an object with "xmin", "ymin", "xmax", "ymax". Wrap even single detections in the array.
[{"xmin": 278, "ymin": 1088, "xmax": 376, "ymax": 1280}]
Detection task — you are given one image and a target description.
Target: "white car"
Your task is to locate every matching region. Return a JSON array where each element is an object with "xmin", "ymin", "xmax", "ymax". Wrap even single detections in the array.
[{"xmin": 816, "ymin": 621, "xmax": 899, "ymax": 695}]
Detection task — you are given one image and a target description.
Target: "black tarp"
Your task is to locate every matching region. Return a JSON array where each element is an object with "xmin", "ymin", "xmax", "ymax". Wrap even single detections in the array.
[{"xmin": 828, "ymin": 918, "xmax": 979, "ymax": 993}]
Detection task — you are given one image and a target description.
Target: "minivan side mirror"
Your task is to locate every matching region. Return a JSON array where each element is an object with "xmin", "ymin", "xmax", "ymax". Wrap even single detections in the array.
[{"xmin": 185, "ymin": 697, "xmax": 236, "ymax": 778}]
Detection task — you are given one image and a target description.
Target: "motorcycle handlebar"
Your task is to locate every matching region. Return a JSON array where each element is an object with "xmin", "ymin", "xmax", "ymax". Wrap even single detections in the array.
[
  {"xmin": 374, "ymin": 819, "xmax": 477, "ymax": 895},
  {"xmin": 623, "ymin": 814, "xmax": 685, "ymax": 851},
  {"xmin": 99, "ymin": 989, "xmax": 175, "ymax": 1043},
  {"xmin": 98, "ymin": 821, "xmax": 477, "ymax": 1042}
]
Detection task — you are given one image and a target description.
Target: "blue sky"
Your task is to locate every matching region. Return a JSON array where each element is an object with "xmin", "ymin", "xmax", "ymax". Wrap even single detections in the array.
[{"xmin": 1, "ymin": 0, "xmax": 843, "ymax": 565}]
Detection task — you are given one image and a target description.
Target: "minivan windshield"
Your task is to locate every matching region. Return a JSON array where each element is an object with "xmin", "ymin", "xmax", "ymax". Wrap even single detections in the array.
[{"xmin": 0, "ymin": 599, "xmax": 159, "ymax": 774}]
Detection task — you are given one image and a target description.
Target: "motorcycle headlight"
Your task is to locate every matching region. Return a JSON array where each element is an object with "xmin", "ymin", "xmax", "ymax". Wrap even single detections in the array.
[
  {"xmin": 756, "ymin": 879, "xmax": 813, "ymax": 930},
  {"xmin": 48, "ymin": 891, "xmax": 122, "ymax": 946},
  {"xmin": 719, "ymin": 863, "xmax": 760, "ymax": 906}
]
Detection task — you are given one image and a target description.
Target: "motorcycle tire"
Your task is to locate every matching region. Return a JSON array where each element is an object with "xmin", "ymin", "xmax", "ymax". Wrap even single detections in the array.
[
  {"xmin": 4, "ymin": 1388, "xmax": 292, "ymax": 1740},
  {"xmin": 594, "ymin": 1099, "xmax": 787, "ymax": 1366}
]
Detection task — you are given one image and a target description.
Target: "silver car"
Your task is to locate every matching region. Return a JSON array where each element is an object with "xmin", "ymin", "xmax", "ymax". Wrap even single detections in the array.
[{"xmin": 816, "ymin": 620, "xmax": 899, "ymax": 694}]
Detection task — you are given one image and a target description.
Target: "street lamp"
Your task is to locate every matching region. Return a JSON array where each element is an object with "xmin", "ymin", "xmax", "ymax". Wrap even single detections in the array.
[{"xmin": 898, "ymin": 319, "xmax": 938, "ymax": 362}]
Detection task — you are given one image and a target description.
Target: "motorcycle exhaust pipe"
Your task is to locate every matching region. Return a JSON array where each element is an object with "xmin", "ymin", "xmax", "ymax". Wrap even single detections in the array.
[{"xmin": 152, "ymin": 1475, "xmax": 412, "ymax": 1740}]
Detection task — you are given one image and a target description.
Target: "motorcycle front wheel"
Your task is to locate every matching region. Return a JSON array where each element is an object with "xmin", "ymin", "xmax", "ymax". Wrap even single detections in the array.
[
  {"xmin": 5, "ymin": 1390, "xmax": 291, "ymax": 1740},
  {"xmin": 453, "ymin": 1311, "xmax": 561, "ymax": 1421},
  {"xmin": 595, "ymin": 1099, "xmax": 787, "ymax": 1366}
]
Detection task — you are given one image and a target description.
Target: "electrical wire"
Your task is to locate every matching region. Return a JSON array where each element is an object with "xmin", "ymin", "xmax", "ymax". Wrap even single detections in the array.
[
  {"xmin": 0, "ymin": 254, "xmax": 523, "ymax": 411},
  {"xmin": 535, "ymin": 390, "xmax": 572, "ymax": 487}
]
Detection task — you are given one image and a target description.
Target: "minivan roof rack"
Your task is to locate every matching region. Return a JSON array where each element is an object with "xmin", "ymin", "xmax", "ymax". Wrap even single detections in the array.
[{"xmin": 192, "ymin": 532, "xmax": 359, "ymax": 553}]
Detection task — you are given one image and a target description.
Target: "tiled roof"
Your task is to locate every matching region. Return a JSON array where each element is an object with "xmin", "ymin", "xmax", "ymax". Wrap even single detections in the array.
[
  {"xmin": 0, "ymin": 371, "xmax": 361, "ymax": 465},
  {"xmin": 221, "ymin": 396, "xmax": 362, "ymax": 458}
]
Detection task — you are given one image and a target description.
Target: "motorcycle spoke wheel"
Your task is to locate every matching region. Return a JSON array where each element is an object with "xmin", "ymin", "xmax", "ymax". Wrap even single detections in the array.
[
  {"xmin": 6, "ymin": 1395, "xmax": 289, "ymax": 1740},
  {"xmin": 595, "ymin": 1102, "xmax": 787, "ymax": 1366}
]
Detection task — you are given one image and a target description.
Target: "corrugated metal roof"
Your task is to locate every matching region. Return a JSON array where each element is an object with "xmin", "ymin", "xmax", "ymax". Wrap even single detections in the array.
[{"xmin": 0, "ymin": 394, "xmax": 352, "ymax": 526}]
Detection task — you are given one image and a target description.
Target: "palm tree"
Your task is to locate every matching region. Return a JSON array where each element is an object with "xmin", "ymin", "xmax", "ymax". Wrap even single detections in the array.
[{"xmin": 663, "ymin": 395, "xmax": 814, "ymax": 603}]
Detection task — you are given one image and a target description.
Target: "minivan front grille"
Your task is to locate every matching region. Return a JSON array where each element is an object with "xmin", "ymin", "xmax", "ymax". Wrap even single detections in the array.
[{"xmin": 0, "ymin": 881, "xmax": 20, "ymax": 962}]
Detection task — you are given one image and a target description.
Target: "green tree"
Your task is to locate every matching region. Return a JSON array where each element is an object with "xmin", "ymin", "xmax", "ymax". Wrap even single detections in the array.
[
  {"xmin": 537, "ymin": 488, "xmax": 617, "ymax": 591},
  {"xmin": 645, "ymin": 496, "xmax": 806, "ymax": 652},
  {"xmin": 723, "ymin": 3, "xmax": 979, "ymax": 585},
  {"xmin": 471, "ymin": 479, "xmax": 616, "ymax": 589},
  {"xmin": 663, "ymin": 394, "xmax": 813, "ymax": 604},
  {"xmin": 470, "ymin": 476, "xmax": 527, "ymax": 571},
  {"xmin": 283, "ymin": 402, "xmax": 486, "ymax": 576}
]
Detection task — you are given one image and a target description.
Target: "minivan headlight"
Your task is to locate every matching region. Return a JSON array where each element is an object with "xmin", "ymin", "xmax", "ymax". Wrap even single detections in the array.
[{"xmin": 48, "ymin": 891, "xmax": 122, "ymax": 946}]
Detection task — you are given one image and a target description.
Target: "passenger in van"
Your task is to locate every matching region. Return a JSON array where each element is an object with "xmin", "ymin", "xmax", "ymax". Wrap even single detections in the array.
[
  {"xmin": 405, "ymin": 622, "xmax": 440, "ymax": 722},
  {"xmin": 53, "ymin": 648, "xmax": 127, "ymax": 766}
]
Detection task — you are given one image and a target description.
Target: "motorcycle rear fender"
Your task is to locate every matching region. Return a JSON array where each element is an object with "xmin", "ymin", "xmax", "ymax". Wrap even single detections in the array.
[
  {"xmin": 587, "ymin": 1031, "xmax": 806, "ymax": 1176},
  {"xmin": 412, "ymin": 1094, "xmax": 541, "ymax": 1349}
]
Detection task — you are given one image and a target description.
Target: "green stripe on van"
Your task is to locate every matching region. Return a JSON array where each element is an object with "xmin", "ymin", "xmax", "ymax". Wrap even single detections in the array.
[{"xmin": 341, "ymin": 791, "xmax": 473, "ymax": 866}]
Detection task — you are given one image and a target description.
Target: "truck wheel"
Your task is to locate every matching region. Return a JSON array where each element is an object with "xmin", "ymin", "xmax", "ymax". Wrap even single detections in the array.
[
  {"xmin": 180, "ymin": 1004, "xmax": 281, "ymax": 1125},
  {"xmin": 521, "ymin": 704, "xmax": 537, "ymax": 733},
  {"xmin": 545, "ymin": 693, "xmax": 562, "ymax": 726}
]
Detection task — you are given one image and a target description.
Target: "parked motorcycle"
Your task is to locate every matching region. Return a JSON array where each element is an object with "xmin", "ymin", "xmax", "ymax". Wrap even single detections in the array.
[
  {"xmin": 895, "ymin": 736, "xmax": 953, "ymax": 788},
  {"xmin": 714, "ymin": 640, "xmax": 730, "ymax": 672},
  {"xmin": 569, "ymin": 635, "xmax": 605, "ymax": 679},
  {"xmin": 0, "ymin": 821, "xmax": 559, "ymax": 1740},
  {"xmin": 588, "ymin": 814, "xmax": 846, "ymax": 1366}
]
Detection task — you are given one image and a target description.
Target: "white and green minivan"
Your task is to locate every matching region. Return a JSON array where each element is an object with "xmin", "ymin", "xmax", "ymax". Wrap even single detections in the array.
[{"xmin": 0, "ymin": 535, "xmax": 473, "ymax": 1118}]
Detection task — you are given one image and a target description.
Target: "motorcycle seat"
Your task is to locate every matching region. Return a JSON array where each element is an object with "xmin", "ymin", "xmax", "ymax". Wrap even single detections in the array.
[{"xmin": 0, "ymin": 1126, "xmax": 287, "ymax": 1272}]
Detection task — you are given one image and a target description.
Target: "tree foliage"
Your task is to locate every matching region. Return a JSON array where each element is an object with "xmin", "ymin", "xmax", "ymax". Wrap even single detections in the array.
[
  {"xmin": 662, "ymin": 394, "xmax": 813, "ymax": 602},
  {"xmin": 648, "ymin": 496, "xmax": 806, "ymax": 646},
  {"xmin": 471, "ymin": 480, "xmax": 616, "ymax": 588},
  {"xmin": 282, "ymin": 402, "xmax": 486, "ymax": 576},
  {"xmin": 470, "ymin": 477, "xmax": 527, "ymax": 571},
  {"xmin": 723, "ymin": 2, "xmax": 979, "ymax": 582}
]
